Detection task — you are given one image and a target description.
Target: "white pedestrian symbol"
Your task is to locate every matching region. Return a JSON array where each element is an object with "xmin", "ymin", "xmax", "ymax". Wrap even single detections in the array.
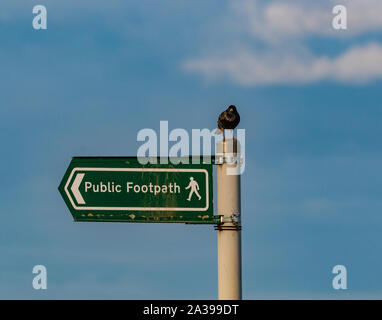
[{"xmin": 185, "ymin": 177, "xmax": 202, "ymax": 201}]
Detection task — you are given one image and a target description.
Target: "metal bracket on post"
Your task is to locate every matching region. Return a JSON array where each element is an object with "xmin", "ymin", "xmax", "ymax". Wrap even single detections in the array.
[
  {"xmin": 214, "ymin": 212, "xmax": 242, "ymax": 231},
  {"xmin": 215, "ymin": 155, "xmax": 240, "ymax": 165}
]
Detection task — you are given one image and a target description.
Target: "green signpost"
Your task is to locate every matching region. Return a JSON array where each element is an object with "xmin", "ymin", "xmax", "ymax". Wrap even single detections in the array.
[{"xmin": 59, "ymin": 157, "xmax": 216, "ymax": 224}]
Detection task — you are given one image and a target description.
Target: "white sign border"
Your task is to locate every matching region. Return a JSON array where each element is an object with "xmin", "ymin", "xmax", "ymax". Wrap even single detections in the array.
[{"xmin": 64, "ymin": 167, "xmax": 210, "ymax": 212}]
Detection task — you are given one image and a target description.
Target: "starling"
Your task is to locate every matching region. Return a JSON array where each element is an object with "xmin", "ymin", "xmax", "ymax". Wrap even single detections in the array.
[{"xmin": 217, "ymin": 105, "xmax": 240, "ymax": 141}]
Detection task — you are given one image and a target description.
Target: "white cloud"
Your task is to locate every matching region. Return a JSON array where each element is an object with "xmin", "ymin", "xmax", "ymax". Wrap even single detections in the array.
[
  {"xmin": 184, "ymin": 0, "xmax": 382, "ymax": 86},
  {"xmin": 234, "ymin": 0, "xmax": 382, "ymax": 41},
  {"xmin": 232, "ymin": 0, "xmax": 331, "ymax": 42},
  {"xmin": 342, "ymin": 0, "xmax": 382, "ymax": 34},
  {"xmin": 184, "ymin": 42, "xmax": 382, "ymax": 85}
]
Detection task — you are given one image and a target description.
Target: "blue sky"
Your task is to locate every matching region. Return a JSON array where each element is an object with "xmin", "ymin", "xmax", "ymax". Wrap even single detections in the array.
[{"xmin": 0, "ymin": 0, "xmax": 382, "ymax": 299}]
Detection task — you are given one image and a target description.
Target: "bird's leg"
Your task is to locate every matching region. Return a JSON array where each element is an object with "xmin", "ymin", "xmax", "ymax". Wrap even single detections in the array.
[
  {"xmin": 232, "ymin": 129, "xmax": 235, "ymax": 140},
  {"xmin": 223, "ymin": 129, "xmax": 225, "ymax": 142}
]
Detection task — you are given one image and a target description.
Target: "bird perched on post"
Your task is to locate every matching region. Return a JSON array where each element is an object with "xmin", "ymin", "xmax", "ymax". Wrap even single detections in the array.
[{"xmin": 217, "ymin": 105, "xmax": 240, "ymax": 141}]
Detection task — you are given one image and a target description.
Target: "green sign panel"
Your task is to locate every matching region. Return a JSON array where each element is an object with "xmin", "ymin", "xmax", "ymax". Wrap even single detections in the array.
[{"xmin": 59, "ymin": 157, "xmax": 215, "ymax": 224}]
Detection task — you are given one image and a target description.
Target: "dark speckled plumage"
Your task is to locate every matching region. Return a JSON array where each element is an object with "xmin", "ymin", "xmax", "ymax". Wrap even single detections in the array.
[{"xmin": 218, "ymin": 105, "xmax": 240, "ymax": 131}]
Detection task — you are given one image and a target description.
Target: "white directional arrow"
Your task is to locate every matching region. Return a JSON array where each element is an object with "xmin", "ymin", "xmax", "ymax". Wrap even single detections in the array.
[{"xmin": 71, "ymin": 173, "xmax": 85, "ymax": 205}]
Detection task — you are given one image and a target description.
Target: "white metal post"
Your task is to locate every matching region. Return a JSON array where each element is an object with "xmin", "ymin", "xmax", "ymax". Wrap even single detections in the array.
[{"xmin": 216, "ymin": 138, "xmax": 242, "ymax": 300}]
